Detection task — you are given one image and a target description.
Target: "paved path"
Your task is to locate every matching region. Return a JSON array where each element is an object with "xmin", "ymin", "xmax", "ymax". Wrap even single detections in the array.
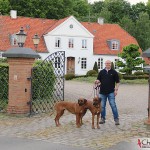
[{"xmin": 0, "ymin": 81, "xmax": 150, "ymax": 150}]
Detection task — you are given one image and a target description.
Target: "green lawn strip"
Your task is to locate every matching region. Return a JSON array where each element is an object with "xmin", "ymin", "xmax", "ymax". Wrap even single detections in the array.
[{"xmin": 72, "ymin": 77, "xmax": 148, "ymax": 84}]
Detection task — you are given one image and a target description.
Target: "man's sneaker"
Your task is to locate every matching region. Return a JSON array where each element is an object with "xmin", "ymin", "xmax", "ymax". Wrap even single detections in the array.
[
  {"xmin": 115, "ymin": 119, "xmax": 120, "ymax": 125},
  {"xmin": 99, "ymin": 118, "xmax": 105, "ymax": 124}
]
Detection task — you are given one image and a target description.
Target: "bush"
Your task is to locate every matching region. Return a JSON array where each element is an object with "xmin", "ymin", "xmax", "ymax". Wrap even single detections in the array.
[
  {"xmin": 123, "ymin": 75, "xmax": 149, "ymax": 80},
  {"xmin": 74, "ymin": 75, "xmax": 86, "ymax": 78},
  {"xmin": 118, "ymin": 72, "xmax": 123, "ymax": 80},
  {"xmin": 0, "ymin": 58, "xmax": 7, "ymax": 63},
  {"xmin": 0, "ymin": 63, "xmax": 9, "ymax": 110},
  {"xmin": 134, "ymin": 71, "xmax": 145, "ymax": 76},
  {"xmin": 32, "ymin": 60, "xmax": 56, "ymax": 100},
  {"xmin": 65, "ymin": 73, "xmax": 75, "ymax": 80},
  {"xmin": 86, "ymin": 70, "xmax": 98, "ymax": 77},
  {"xmin": 93, "ymin": 62, "xmax": 98, "ymax": 73}
]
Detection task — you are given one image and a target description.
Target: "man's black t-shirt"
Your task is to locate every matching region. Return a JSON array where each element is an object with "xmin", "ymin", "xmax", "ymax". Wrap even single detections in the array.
[{"xmin": 97, "ymin": 69, "xmax": 120, "ymax": 94}]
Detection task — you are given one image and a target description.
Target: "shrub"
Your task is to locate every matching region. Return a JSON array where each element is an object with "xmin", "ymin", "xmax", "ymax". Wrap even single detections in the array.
[
  {"xmin": 117, "ymin": 72, "xmax": 123, "ymax": 80},
  {"xmin": 86, "ymin": 70, "xmax": 98, "ymax": 77},
  {"xmin": 32, "ymin": 60, "xmax": 56, "ymax": 100},
  {"xmin": 65, "ymin": 73, "xmax": 75, "ymax": 80},
  {"xmin": 0, "ymin": 63, "xmax": 9, "ymax": 110},
  {"xmin": 74, "ymin": 75, "xmax": 86, "ymax": 78},
  {"xmin": 134, "ymin": 71, "xmax": 145, "ymax": 76},
  {"xmin": 93, "ymin": 62, "xmax": 98, "ymax": 73},
  {"xmin": 0, "ymin": 58, "xmax": 7, "ymax": 63},
  {"xmin": 123, "ymin": 75, "xmax": 149, "ymax": 80}
]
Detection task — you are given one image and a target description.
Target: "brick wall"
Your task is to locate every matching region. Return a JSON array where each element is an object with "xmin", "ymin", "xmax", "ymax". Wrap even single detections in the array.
[{"xmin": 7, "ymin": 58, "xmax": 35, "ymax": 114}]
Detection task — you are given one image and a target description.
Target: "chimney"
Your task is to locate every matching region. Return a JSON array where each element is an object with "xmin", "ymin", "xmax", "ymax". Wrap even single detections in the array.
[
  {"xmin": 98, "ymin": 17, "xmax": 104, "ymax": 25},
  {"xmin": 10, "ymin": 10, "xmax": 17, "ymax": 19}
]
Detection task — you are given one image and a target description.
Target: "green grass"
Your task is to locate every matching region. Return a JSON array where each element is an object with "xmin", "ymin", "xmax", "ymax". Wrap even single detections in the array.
[{"xmin": 72, "ymin": 77, "xmax": 148, "ymax": 84}]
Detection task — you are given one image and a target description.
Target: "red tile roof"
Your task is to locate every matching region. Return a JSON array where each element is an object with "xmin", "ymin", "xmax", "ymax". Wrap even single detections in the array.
[
  {"xmin": 0, "ymin": 16, "xmax": 57, "ymax": 52},
  {"xmin": 0, "ymin": 15, "xmax": 141, "ymax": 55},
  {"xmin": 81, "ymin": 22, "xmax": 141, "ymax": 55}
]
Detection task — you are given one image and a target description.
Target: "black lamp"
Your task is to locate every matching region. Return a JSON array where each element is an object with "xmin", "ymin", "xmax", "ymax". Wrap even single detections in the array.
[{"xmin": 16, "ymin": 27, "xmax": 27, "ymax": 47}]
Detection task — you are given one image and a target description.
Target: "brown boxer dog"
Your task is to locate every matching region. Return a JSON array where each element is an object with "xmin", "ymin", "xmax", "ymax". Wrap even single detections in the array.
[
  {"xmin": 82, "ymin": 96, "xmax": 101, "ymax": 129},
  {"xmin": 54, "ymin": 98, "xmax": 87, "ymax": 128}
]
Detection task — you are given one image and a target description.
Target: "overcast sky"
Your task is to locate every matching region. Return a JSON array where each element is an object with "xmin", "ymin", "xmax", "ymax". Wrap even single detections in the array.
[{"xmin": 88, "ymin": 0, "xmax": 148, "ymax": 5}]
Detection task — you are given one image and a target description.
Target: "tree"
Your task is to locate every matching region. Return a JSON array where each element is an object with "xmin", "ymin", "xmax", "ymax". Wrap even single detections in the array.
[
  {"xmin": 135, "ymin": 12, "xmax": 150, "ymax": 51},
  {"xmin": 9, "ymin": 0, "xmax": 89, "ymax": 20},
  {"xmin": 99, "ymin": 7, "xmax": 112, "ymax": 23},
  {"xmin": 73, "ymin": 0, "xmax": 90, "ymax": 20},
  {"xmin": 93, "ymin": 61, "xmax": 98, "ymax": 73},
  {"xmin": 117, "ymin": 44, "xmax": 144, "ymax": 75},
  {"xmin": 103, "ymin": 0, "xmax": 131, "ymax": 23},
  {"xmin": 91, "ymin": 1, "xmax": 104, "ymax": 14},
  {"xmin": 0, "ymin": 0, "xmax": 10, "ymax": 15},
  {"xmin": 131, "ymin": 2, "xmax": 147, "ymax": 22},
  {"xmin": 119, "ymin": 16, "xmax": 136, "ymax": 37}
]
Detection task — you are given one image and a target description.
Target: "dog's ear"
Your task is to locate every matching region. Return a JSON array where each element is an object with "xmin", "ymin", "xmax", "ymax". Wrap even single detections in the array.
[{"xmin": 84, "ymin": 99, "xmax": 87, "ymax": 103}]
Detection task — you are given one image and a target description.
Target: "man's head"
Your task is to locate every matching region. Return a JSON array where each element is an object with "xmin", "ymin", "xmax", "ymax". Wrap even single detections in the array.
[{"xmin": 105, "ymin": 60, "xmax": 112, "ymax": 70}]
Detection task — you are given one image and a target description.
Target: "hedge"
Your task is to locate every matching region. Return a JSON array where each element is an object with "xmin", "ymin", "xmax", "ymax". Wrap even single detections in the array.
[
  {"xmin": 65, "ymin": 73, "xmax": 75, "ymax": 80},
  {"xmin": 123, "ymin": 75, "xmax": 149, "ymax": 80},
  {"xmin": 32, "ymin": 60, "xmax": 56, "ymax": 100},
  {"xmin": 0, "ymin": 63, "xmax": 9, "ymax": 110},
  {"xmin": 86, "ymin": 70, "xmax": 98, "ymax": 77}
]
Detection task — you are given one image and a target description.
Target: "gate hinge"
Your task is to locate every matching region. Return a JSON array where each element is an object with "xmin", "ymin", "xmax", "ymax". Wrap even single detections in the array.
[
  {"xmin": 27, "ymin": 77, "xmax": 32, "ymax": 80},
  {"xmin": 27, "ymin": 101, "xmax": 32, "ymax": 105}
]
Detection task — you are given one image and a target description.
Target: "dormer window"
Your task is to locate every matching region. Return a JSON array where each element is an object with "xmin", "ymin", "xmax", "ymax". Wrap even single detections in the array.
[
  {"xmin": 107, "ymin": 39, "xmax": 120, "ymax": 50},
  {"xmin": 112, "ymin": 41, "xmax": 119, "ymax": 50}
]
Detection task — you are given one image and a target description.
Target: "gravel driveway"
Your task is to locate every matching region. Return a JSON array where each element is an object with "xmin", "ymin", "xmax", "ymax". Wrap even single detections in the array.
[{"xmin": 0, "ymin": 81, "xmax": 149, "ymax": 150}]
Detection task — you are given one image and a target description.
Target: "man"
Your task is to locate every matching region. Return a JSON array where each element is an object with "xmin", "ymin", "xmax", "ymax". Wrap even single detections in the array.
[{"xmin": 95, "ymin": 60, "xmax": 120, "ymax": 125}]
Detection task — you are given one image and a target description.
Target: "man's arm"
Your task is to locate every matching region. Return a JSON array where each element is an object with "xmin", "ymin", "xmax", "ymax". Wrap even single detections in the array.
[
  {"xmin": 95, "ymin": 71, "xmax": 101, "ymax": 84},
  {"xmin": 115, "ymin": 82, "xmax": 119, "ymax": 91}
]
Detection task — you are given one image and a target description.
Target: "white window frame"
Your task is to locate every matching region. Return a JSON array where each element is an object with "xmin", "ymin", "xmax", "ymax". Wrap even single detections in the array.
[
  {"xmin": 98, "ymin": 58, "xmax": 103, "ymax": 70},
  {"xmin": 82, "ymin": 39, "xmax": 87, "ymax": 49},
  {"xmin": 81, "ymin": 58, "xmax": 87, "ymax": 69},
  {"xmin": 112, "ymin": 41, "xmax": 119, "ymax": 50},
  {"xmin": 115, "ymin": 59, "xmax": 119, "ymax": 69},
  {"xmin": 55, "ymin": 37, "xmax": 61, "ymax": 48},
  {"xmin": 68, "ymin": 38, "xmax": 74, "ymax": 48}
]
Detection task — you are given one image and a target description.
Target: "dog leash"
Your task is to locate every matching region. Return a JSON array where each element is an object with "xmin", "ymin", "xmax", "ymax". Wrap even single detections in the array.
[
  {"xmin": 94, "ymin": 83, "xmax": 100, "ymax": 98},
  {"xmin": 86, "ymin": 83, "xmax": 99, "ymax": 100}
]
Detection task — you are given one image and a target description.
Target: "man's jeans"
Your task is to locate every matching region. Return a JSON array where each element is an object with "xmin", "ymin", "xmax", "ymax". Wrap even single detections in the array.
[{"xmin": 99, "ymin": 92, "xmax": 119, "ymax": 121}]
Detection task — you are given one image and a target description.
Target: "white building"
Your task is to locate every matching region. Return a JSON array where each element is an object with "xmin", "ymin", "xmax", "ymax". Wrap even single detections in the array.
[{"xmin": 0, "ymin": 12, "xmax": 141, "ymax": 75}]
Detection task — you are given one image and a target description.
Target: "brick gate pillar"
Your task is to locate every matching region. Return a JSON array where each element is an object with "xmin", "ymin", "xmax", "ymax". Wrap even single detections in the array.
[{"xmin": 2, "ymin": 47, "xmax": 40, "ymax": 114}]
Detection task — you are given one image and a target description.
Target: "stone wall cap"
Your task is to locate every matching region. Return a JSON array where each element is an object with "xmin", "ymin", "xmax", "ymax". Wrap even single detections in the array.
[{"xmin": 2, "ymin": 47, "xmax": 40, "ymax": 58}]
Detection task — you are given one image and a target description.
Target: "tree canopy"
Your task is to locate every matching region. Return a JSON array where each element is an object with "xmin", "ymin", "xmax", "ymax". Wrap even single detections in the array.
[{"xmin": 117, "ymin": 44, "xmax": 145, "ymax": 75}]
